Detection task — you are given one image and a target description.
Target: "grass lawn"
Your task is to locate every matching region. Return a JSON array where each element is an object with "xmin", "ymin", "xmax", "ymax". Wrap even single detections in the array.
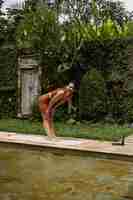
[{"xmin": 0, "ymin": 118, "xmax": 133, "ymax": 141}]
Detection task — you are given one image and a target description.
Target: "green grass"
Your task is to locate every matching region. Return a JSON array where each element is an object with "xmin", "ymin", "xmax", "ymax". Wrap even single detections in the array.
[{"xmin": 0, "ymin": 118, "xmax": 133, "ymax": 141}]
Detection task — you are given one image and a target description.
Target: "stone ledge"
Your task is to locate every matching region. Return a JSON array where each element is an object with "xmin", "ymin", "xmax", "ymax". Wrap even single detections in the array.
[{"xmin": 0, "ymin": 131, "xmax": 133, "ymax": 162}]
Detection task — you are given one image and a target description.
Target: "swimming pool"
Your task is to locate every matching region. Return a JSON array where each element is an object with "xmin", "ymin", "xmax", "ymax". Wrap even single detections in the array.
[{"xmin": 0, "ymin": 145, "xmax": 132, "ymax": 200}]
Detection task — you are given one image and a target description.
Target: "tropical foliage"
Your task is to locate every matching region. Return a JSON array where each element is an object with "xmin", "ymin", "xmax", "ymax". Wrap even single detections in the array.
[
  {"xmin": 16, "ymin": 0, "xmax": 129, "ymax": 76},
  {"xmin": 1, "ymin": 0, "xmax": 133, "ymax": 122},
  {"xmin": 17, "ymin": 6, "xmax": 60, "ymax": 51}
]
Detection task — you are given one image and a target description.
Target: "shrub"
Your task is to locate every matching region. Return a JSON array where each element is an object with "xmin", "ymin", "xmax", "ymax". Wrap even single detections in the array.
[
  {"xmin": 0, "ymin": 87, "xmax": 16, "ymax": 118},
  {"xmin": 0, "ymin": 46, "xmax": 17, "ymax": 118},
  {"xmin": 54, "ymin": 105, "xmax": 69, "ymax": 121},
  {"xmin": 79, "ymin": 68, "xmax": 106, "ymax": 121},
  {"xmin": 123, "ymin": 78, "xmax": 133, "ymax": 122}
]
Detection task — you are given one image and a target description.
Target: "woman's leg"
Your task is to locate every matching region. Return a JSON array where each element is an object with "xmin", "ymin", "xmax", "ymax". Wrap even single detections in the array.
[
  {"xmin": 47, "ymin": 95, "xmax": 72, "ymax": 136},
  {"xmin": 46, "ymin": 107, "xmax": 56, "ymax": 136},
  {"xmin": 38, "ymin": 95, "xmax": 55, "ymax": 137}
]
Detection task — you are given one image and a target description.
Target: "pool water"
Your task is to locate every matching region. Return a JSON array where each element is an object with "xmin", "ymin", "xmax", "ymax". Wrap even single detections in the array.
[{"xmin": 0, "ymin": 145, "xmax": 133, "ymax": 200}]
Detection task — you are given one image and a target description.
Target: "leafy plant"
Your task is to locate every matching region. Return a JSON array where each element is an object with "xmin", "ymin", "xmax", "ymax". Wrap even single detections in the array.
[
  {"xmin": 79, "ymin": 68, "xmax": 106, "ymax": 120},
  {"xmin": 16, "ymin": 6, "xmax": 60, "ymax": 51}
]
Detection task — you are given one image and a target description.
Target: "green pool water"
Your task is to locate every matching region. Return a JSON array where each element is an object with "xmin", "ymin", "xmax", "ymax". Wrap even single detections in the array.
[{"xmin": 0, "ymin": 145, "xmax": 133, "ymax": 200}]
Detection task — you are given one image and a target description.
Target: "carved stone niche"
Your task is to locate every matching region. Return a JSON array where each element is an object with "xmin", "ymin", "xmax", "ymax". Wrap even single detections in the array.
[{"xmin": 17, "ymin": 51, "xmax": 41, "ymax": 118}]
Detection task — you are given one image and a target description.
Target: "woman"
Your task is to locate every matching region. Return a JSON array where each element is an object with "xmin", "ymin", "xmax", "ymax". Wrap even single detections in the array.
[
  {"xmin": 38, "ymin": 82, "xmax": 74, "ymax": 137},
  {"xmin": 39, "ymin": 62, "xmax": 88, "ymax": 137}
]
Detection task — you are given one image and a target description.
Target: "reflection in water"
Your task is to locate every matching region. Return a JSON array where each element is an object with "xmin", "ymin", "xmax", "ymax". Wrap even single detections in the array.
[{"xmin": 0, "ymin": 145, "xmax": 132, "ymax": 200}]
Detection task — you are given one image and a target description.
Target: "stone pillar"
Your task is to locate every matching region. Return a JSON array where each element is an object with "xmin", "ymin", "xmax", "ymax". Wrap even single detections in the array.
[{"xmin": 17, "ymin": 51, "xmax": 41, "ymax": 118}]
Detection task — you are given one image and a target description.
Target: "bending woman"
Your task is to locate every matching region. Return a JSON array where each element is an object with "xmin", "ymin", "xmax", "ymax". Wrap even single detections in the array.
[
  {"xmin": 39, "ymin": 62, "xmax": 88, "ymax": 137},
  {"xmin": 38, "ymin": 82, "xmax": 74, "ymax": 137}
]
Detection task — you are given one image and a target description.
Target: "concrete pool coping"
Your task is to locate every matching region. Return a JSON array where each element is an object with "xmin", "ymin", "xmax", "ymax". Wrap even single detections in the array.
[{"xmin": 0, "ymin": 131, "xmax": 133, "ymax": 161}]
